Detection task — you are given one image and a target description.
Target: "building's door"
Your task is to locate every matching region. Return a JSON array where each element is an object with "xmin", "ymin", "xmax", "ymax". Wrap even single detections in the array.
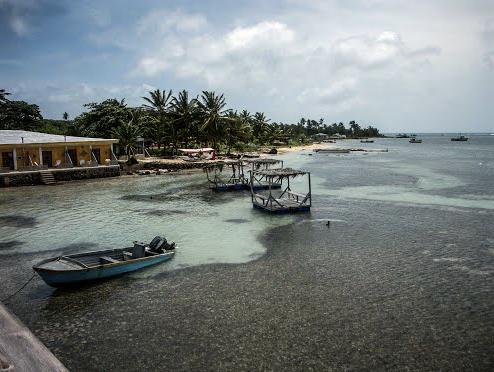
[
  {"xmin": 92, "ymin": 149, "xmax": 101, "ymax": 164},
  {"xmin": 2, "ymin": 152, "xmax": 14, "ymax": 170},
  {"xmin": 67, "ymin": 149, "xmax": 77, "ymax": 166},
  {"xmin": 42, "ymin": 150, "xmax": 53, "ymax": 167}
]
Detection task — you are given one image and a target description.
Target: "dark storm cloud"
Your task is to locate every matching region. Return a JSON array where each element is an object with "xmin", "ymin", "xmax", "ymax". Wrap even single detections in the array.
[{"xmin": 0, "ymin": 0, "xmax": 67, "ymax": 37}]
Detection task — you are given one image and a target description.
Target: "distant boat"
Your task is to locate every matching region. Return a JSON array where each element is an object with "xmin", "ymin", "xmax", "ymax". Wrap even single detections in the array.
[
  {"xmin": 33, "ymin": 236, "xmax": 176, "ymax": 287},
  {"xmin": 396, "ymin": 134, "xmax": 410, "ymax": 138},
  {"xmin": 360, "ymin": 139, "xmax": 374, "ymax": 143},
  {"xmin": 451, "ymin": 135, "xmax": 468, "ymax": 142},
  {"xmin": 314, "ymin": 148, "xmax": 350, "ymax": 154},
  {"xmin": 322, "ymin": 139, "xmax": 336, "ymax": 143},
  {"xmin": 409, "ymin": 138, "xmax": 422, "ymax": 143}
]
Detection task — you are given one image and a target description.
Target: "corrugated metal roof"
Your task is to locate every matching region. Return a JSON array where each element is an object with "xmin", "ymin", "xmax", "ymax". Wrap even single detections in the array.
[{"xmin": 0, "ymin": 130, "xmax": 118, "ymax": 145}]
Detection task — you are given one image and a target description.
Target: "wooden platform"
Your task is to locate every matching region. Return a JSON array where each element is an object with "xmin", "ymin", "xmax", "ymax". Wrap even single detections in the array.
[
  {"xmin": 0, "ymin": 302, "xmax": 67, "ymax": 371},
  {"xmin": 253, "ymin": 198, "xmax": 311, "ymax": 214}
]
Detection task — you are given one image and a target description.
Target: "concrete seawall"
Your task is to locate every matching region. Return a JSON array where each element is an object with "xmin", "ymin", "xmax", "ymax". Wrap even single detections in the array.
[{"xmin": 0, "ymin": 165, "xmax": 121, "ymax": 187}]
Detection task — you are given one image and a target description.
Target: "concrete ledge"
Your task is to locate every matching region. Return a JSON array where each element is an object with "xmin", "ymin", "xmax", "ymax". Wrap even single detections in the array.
[
  {"xmin": 0, "ymin": 303, "xmax": 67, "ymax": 371},
  {"xmin": 0, "ymin": 165, "xmax": 121, "ymax": 187}
]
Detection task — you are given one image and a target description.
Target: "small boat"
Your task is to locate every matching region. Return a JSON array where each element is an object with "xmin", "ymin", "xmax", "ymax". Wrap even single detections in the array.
[
  {"xmin": 360, "ymin": 139, "xmax": 374, "ymax": 143},
  {"xmin": 33, "ymin": 236, "xmax": 176, "ymax": 287},
  {"xmin": 314, "ymin": 148, "xmax": 350, "ymax": 154},
  {"xmin": 409, "ymin": 138, "xmax": 422, "ymax": 143},
  {"xmin": 322, "ymin": 139, "xmax": 336, "ymax": 143},
  {"xmin": 451, "ymin": 135, "xmax": 468, "ymax": 141}
]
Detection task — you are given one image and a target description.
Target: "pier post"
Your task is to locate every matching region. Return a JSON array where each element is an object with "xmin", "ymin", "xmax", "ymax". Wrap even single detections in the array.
[{"xmin": 12, "ymin": 148, "xmax": 17, "ymax": 171}]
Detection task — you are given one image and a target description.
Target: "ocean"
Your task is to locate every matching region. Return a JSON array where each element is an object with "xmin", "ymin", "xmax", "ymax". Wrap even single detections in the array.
[{"xmin": 1, "ymin": 134, "xmax": 493, "ymax": 370}]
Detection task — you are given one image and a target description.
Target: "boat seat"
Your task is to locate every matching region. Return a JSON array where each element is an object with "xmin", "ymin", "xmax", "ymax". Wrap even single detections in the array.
[
  {"xmin": 99, "ymin": 256, "xmax": 119, "ymax": 264},
  {"xmin": 132, "ymin": 243, "xmax": 146, "ymax": 258}
]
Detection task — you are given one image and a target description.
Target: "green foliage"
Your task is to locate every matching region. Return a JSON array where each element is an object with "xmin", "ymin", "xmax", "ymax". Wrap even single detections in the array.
[
  {"xmin": 74, "ymin": 98, "xmax": 130, "ymax": 138},
  {"xmin": 141, "ymin": 89, "xmax": 174, "ymax": 150},
  {"xmin": 197, "ymin": 91, "xmax": 231, "ymax": 148},
  {"xmin": 112, "ymin": 113, "xmax": 142, "ymax": 156},
  {"xmin": 0, "ymin": 98, "xmax": 43, "ymax": 130},
  {"xmin": 169, "ymin": 90, "xmax": 199, "ymax": 148},
  {"xmin": 37, "ymin": 119, "xmax": 74, "ymax": 135},
  {"xmin": 0, "ymin": 89, "xmax": 11, "ymax": 104},
  {"xmin": 1, "ymin": 87, "xmax": 381, "ymax": 155}
]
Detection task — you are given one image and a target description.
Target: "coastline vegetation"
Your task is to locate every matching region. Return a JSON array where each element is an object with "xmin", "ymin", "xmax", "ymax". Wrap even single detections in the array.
[{"xmin": 1, "ymin": 88, "xmax": 381, "ymax": 156}]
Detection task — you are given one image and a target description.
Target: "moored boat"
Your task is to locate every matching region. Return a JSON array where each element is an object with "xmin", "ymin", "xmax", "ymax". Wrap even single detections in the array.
[
  {"xmin": 360, "ymin": 139, "xmax": 374, "ymax": 143},
  {"xmin": 314, "ymin": 148, "xmax": 350, "ymax": 153},
  {"xmin": 451, "ymin": 135, "xmax": 468, "ymax": 141},
  {"xmin": 409, "ymin": 138, "xmax": 422, "ymax": 143},
  {"xmin": 33, "ymin": 236, "xmax": 176, "ymax": 287}
]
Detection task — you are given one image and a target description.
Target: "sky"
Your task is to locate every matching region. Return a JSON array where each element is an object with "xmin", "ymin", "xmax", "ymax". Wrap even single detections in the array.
[{"xmin": 1, "ymin": 0, "xmax": 493, "ymax": 132}]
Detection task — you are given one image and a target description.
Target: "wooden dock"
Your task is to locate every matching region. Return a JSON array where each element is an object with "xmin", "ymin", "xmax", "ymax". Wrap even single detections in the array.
[{"xmin": 0, "ymin": 302, "xmax": 67, "ymax": 372}]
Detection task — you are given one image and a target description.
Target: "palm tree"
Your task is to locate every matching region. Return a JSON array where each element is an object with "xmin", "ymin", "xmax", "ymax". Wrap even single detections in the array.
[
  {"xmin": 0, "ymin": 89, "xmax": 11, "ymax": 104},
  {"xmin": 224, "ymin": 111, "xmax": 253, "ymax": 153},
  {"xmin": 197, "ymin": 91, "xmax": 231, "ymax": 149},
  {"xmin": 169, "ymin": 90, "xmax": 199, "ymax": 148},
  {"xmin": 142, "ymin": 89, "xmax": 172, "ymax": 150},
  {"xmin": 112, "ymin": 113, "xmax": 142, "ymax": 159},
  {"xmin": 253, "ymin": 112, "xmax": 270, "ymax": 144},
  {"xmin": 265, "ymin": 125, "xmax": 284, "ymax": 145}
]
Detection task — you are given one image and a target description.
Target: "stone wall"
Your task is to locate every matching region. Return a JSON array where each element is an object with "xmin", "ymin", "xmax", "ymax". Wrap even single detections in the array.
[
  {"xmin": 0, "ymin": 171, "xmax": 40, "ymax": 187},
  {"xmin": 0, "ymin": 166, "xmax": 121, "ymax": 187}
]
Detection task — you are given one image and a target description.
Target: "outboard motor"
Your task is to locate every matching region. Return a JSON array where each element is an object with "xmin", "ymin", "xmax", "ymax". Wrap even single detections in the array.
[
  {"xmin": 148, "ymin": 236, "xmax": 176, "ymax": 253},
  {"xmin": 165, "ymin": 242, "xmax": 176, "ymax": 251},
  {"xmin": 148, "ymin": 236, "xmax": 162, "ymax": 250}
]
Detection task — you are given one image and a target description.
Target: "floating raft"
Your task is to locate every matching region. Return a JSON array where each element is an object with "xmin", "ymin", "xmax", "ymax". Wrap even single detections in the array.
[
  {"xmin": 203, "ymin": 160, "xmax": 245, "ymax": 191},
  {"xmin": 250, "ymin": 168, "xmax": 311, "ymax": 213},
  {"xmin": 243, "ymin": 158, "xmax": 283, "ymax": 191},
  {"xmin": 203, "ymin": 158, "xmax": 284, "ymax": 192}
]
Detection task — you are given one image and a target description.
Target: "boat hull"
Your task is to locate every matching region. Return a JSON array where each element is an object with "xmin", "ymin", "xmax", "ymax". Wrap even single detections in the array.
[{"xmin": 34, "ymin": 252, "xmax": 174, "ymax": 287}]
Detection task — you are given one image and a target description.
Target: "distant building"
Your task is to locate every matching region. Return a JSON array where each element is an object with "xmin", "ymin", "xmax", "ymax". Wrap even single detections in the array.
[
  {"xmin": 0, "ymin": 130, "xmax": 118, "ymax": 171},
  {"xmin": 313, "ymin": 133, "xmax": 329, "ymax": 140},
  {"xmin": 329, "ymin": 133, "xmax": 347, "ymax": 139}
]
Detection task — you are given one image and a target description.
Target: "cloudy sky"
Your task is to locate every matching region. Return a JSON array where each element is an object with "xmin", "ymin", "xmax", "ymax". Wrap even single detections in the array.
[{"xmin": 1, "ymin": 0, "xmax": 493, "ymax": 132}]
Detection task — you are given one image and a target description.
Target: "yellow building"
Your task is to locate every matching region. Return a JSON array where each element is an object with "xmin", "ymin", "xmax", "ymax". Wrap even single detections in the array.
[{"xmin": 0, "ymin": 130, "xmax": 119, "ymax": 171}]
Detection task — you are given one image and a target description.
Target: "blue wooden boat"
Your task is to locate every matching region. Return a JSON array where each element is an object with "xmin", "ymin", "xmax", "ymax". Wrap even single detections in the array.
[{"xmin": 33, "ymin": 236, "xmax": 175, "ymax": 287}]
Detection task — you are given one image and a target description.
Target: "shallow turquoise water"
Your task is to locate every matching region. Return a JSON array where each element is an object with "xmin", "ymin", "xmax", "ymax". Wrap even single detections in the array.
[{"xmin": 1, "ymin": 134, "xmax": 493, "ymax": 275}]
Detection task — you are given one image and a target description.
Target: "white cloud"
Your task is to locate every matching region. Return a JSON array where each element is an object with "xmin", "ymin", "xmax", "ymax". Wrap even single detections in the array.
[
  {"xmin": 11, "ymin": 2, "xmax": 488, "ymax": 131},
  {"xmin": 298, "ymin": 78, "xmax": 359, "ymax": 106},
  {"xmin": 331, "ymin": 32, "xmax": 405, "ymax": 70},
  {"xmin": 137, "ymin": 9, "xmax": 207, "ymax": 36},
  {"xmin": 485, "ymin": 51, "xmax": 494, "ymax": 69},
  {"xmin": 226, "ymin": 21, "xmax": 294, "ymax": 50},
  {"xmin": 134, "ymin": 58, "xmax": 168, "ymax": 77},
  {"xmin": 482, "ymin": 19, "xmax": 494, "ymax": 69},
  {"xmin": 9, "ymin": 15, "xmax": 29, "ymax": 36}
]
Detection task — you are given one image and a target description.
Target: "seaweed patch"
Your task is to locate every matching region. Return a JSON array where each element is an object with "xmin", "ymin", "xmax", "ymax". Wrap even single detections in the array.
[{"xmin": 0, "ymin": 215, "xmax": 37, "ymax": 228}]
